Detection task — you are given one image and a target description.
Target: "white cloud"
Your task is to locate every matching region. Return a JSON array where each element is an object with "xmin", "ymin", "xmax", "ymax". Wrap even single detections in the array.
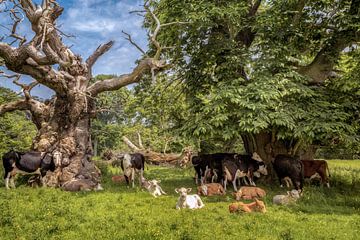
[{"xmin": 0, "ymin": 0, "xmax": 150, "ymax": 98}]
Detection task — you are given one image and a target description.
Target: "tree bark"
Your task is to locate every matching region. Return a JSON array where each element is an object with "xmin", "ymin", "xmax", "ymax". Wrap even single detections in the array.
[{"xmin": 0, "ymin": 0, "xmax": 170, "ymax": 189}]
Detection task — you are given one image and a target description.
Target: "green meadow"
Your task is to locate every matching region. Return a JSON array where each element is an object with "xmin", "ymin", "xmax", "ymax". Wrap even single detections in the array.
[{"xmin": 0, "ymin": 160, "xmax": 359, "ymax": 240}]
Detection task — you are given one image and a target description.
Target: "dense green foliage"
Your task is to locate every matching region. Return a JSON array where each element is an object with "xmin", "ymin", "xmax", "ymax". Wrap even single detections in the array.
[
  {"xmin": 92, "ymin": 74, "xmax": 192, "ymax": 155},
  {"xmin": 0, "ymin": 87, "xmax": 37, "ymax": 156},
  {"xmin": 0, "ymin": 160, "xmax": 359, "ymax": 239},
  {"xmin": 149, "ymin": 0, "xmax": 360, "ymax": 154}
]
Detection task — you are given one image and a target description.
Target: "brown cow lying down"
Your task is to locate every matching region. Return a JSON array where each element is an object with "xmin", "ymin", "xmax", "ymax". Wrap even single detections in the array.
[
  {"xmin": 229, "ymin": 199, "xmax": 267, "ymax": 213},
  {"xmin": 111, "ymin": 175, "xmax": 126, "ymax": 184},
  {"xmin": 233, "ymin": 186, "xmax": 266, "ymax": 200},
  {"xmin": 197, "ymin": 183, "xmax": 225, "ymax": 196},
  {"xmin": 62, "ymin": 179, "xmax": 103, "ymax": 192}
]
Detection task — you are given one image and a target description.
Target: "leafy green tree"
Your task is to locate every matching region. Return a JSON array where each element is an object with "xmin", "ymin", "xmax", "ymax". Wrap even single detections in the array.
[
  {"xmin": 151, "ymin": 0, "xmax": 360, "ymax": 161},
  {"xmin": 0, "ymin": 87, "xmax": 37, "ymax": 156}
]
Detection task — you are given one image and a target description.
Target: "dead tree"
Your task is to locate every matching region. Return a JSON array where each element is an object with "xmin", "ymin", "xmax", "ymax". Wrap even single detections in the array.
[
  {"xmin": 0, "ymin": 0, "xmax": 177, "ymax": 187},
  {"xmin": 122, "ymin": 136, "xmax": 193, "ymax": 167}
]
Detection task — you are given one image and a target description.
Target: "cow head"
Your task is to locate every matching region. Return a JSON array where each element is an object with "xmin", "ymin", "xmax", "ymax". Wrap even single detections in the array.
[
  {"xmin": 175, "ymin": 187, "xmax": 192, "ymax": 198},
  {"xmin": 252, "ymin": 152, "xmax": 263, "ymax": 162},
  {"xmin": 199, "ymin": 185, "xmax": 208, "ymax": 196},
  {"xmin": 254, "ymin": 198, "xmax": 267, "ymax": 213},
  {"xmin": 149, "ymin": 179, "xmax": 161, "ymax": 188},
  {"xmin": 257, "ymin": 162, "xmax": 268, "ymax": 176},
  {"xmin": 287, "ymin": 189, "xmax": 301, "ymax": 199}
]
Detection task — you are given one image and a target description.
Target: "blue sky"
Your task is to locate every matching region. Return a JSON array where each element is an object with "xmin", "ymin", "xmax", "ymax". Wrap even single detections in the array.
[{"xmin": 0, "ymin": 0, "xmax": 147, "ymax": 99}]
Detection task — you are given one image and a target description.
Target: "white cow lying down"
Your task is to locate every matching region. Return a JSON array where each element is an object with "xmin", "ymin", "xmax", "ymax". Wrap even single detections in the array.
[
  {"xmin": 273, "ymin": 189, "xmax": 301, "ymax": 205},
  {"xmin": 175, "ymin": 187, "xmax": 205, "ymax": 210},
  {"xmin": 142, "ymin": 179, "xmax": 166, "ymax": 197}
]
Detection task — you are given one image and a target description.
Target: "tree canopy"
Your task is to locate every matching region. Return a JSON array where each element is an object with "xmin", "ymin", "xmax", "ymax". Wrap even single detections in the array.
[{"xmin": 148, "ymin": 0, "xmax": 360, "ymax": 158}]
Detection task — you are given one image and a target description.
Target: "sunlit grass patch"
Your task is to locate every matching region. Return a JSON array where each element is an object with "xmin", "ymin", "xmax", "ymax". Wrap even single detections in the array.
[{"xmin": 0, "ymin": 160, "xmax": 359, "ymax": 239}]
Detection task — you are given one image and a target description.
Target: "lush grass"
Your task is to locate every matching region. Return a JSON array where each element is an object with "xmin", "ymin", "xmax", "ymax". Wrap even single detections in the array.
[{"xmin": 0, "ymin": 160, "xmax": 360, "ymax": 240}]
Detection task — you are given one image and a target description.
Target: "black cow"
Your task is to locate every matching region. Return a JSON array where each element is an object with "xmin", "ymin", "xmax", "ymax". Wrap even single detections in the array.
[
  {"xmin": 119, "ymin": 153, "xmax": 145, "ymax": 188},
  {"xmin": 273, "ymin": 154, "xmax": 304, "ymax": 192},
  {"xmin": 192, "ymin": 155, "xmax": 210, "ymax": 185},
  {"xmin": 2, "ymin": 150, "xmax": 61, "ymax": 189}
]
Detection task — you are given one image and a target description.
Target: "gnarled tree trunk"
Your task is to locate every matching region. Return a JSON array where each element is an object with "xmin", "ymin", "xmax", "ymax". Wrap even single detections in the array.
[{"xmin": 0, "ymin": 0, "xmax": 171, "ymax": 188}]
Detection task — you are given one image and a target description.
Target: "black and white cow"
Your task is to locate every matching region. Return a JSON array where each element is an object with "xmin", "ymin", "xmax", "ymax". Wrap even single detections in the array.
[
  {"xmin": 273, "ymin": 154, "xmax": 304, "ymax": 192},
  {"xmin": 119, "ymin": 153, "xmax": 145, "ymax": 188},
  {"xmin": 2, "ymin": 150, "xmax": 61, "ymax": 189},
  {"xmin": 223, "ymin": 153, "xmax": 268, "ymax": 191}
]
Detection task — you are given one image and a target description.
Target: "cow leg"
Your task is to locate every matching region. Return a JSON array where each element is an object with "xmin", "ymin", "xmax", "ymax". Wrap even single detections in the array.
[
  {"xmin": 4, "ymin": 172, "xmax": 11, "ymax": 189},
  {"xmin": 124, "ymin": 175, "xmax": 130, "ymax": 186},
  {"xmin": 131, "ymin": 168, "xmax": 135, "ymax": 188},
  {"xmin": 243, "ymin": 177, "xmax": 249, "ymax": 186},
  {"xmin": 232, "ymin": 178, "xmax": 238, "ymax": 192},
  {"xmin": 10, "ymin": 177, "xmax": 16, "ymax": 188},
  {"xmin": 139, "ymin": 168, "xmax": 144, "ymax": 187},
  {"xmin": 223, "ymin": 176, "xmax": 228, "ymax": 191}
]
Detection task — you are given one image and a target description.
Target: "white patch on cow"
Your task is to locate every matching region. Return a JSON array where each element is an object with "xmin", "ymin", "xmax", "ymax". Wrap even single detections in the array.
[
  {"xmin": 200, "ymin": 185, "xmax": 208, "ymax": 196},
  {"xmin": 309, "ymin": 172, "xmax": 321, "ymax": 181},
  {"xmin": 258, "ymin": 165, "xmax": 268, "ymax": 175},
  {"xmin": 253, "ymin": 172, "xmax": 261, "ymax": 178},
  {"xmin": 252, "ymin": 152, "xmax": 263, "ymax": 162}
]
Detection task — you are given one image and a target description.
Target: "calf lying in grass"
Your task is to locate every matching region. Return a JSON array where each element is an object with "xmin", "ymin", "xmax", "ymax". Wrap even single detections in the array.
[
  {"xmin": 229, "ymin": 198, "xmax": 267, "ymax": 213},
  {"xmin": 233, "ymin": 186, "xmax": 266, "ymax": 200},
  {"xmin": 142, "ymin": 179, "xmax": 166, "ymax": 197},
  {"xmin": 175, "ymin": 187, "xmax": 205, "ymax": 210},
  {"xmin": 197, "ymin": 183, "xmax": 225, "ymax": 196},
  {"xmin": 62, "ymin": 179, "xmax": 103, "ymax": 192},
  {"xmin": 273, "ymin": 189, "xmax": 301, "ymax": 205}
]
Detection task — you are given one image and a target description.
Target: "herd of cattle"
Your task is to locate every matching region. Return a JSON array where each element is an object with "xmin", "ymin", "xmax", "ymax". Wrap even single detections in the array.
[
  {"xmin": 2, "ymin": 149, "xmax": 331, "ymax": 212},
  {"xmin": 109, "ymin": 151, "xmax": 330, "ymax": 211}
]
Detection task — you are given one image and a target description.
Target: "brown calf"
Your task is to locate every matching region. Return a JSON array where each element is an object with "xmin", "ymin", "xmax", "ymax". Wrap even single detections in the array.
[
  {"xmin": 197, "ymin": 183, "xmax": 225, "ymax": 196},
  {"xmin": 111, "ymin": 175, "xmax": 126, "ymax": 184},
  {"xmin": 232, "ymin": 186, "xmax": 266, "ymax": 200},
  {"xmin": 229, "ymin": 199, "xmax": 266, "ymax": 213}
]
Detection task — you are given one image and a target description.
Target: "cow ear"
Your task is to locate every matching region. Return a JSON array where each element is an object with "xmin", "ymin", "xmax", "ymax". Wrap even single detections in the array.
[
  {"xmin": 175, "ymin": 188, "xmax": 179, "ymax": 193},
  {"xmin": 187, "ymin": 188, "xmax": 192, "ymax": 193}
]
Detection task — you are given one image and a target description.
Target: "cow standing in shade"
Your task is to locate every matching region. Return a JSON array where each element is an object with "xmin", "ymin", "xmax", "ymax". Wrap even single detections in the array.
[
  {"xmin": 223, "ymin": 153, "xmax": 268, "ymax": 191},
  {"xmin": 273, "ymin": 155, "xmax": 304, "ymax": 192},
  {"xmin": 2, "ymin": 150, "xmax": 61, "ymax": 189},
  {"xmin": 301, "ymin": 160, "xmax": 331, "ymax": 187}
]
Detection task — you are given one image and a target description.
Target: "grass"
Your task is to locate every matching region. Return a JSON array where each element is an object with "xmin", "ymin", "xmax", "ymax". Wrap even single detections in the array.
[{"xmin": 0, "ymin": 160, "xmax": 359, "ymax": 240}]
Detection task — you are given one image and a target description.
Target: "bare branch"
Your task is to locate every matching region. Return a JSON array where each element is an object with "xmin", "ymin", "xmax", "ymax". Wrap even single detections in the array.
[
  {"xmin": 87, "ymin": 58, "xmax": 165, "ymax": 96},
  {"xmin": 0, "ymin": 99, "xmax": 29, "ymax": 115},
  {"xmin": 298, "ymin": 0, "xmax": 360, "ymax": 84},
  {"xmin": 144, "ymin": 1, "xmax": 162, "ymax": 59},
  {"xmin": 137, "ymin": 132, "xmax": 144, "ymax": 149},
  {"xmin": 122, "ymin": 31, "xmax": 147, "ymax": 56},
  {"xmin": 86, "ymin": 41, "xmax": 114, "ymax": 69}
]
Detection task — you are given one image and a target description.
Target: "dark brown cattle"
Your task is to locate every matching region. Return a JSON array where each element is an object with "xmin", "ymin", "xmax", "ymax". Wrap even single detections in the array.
[{"xmin": 301, "ymin": 160, "xmax": 330, "ymax": 187}]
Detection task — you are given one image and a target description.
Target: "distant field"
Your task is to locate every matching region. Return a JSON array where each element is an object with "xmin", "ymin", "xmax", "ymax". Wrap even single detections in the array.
[{"xmin": 0, "ymin": 160, "xmax": 359, "ymax": 240}]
